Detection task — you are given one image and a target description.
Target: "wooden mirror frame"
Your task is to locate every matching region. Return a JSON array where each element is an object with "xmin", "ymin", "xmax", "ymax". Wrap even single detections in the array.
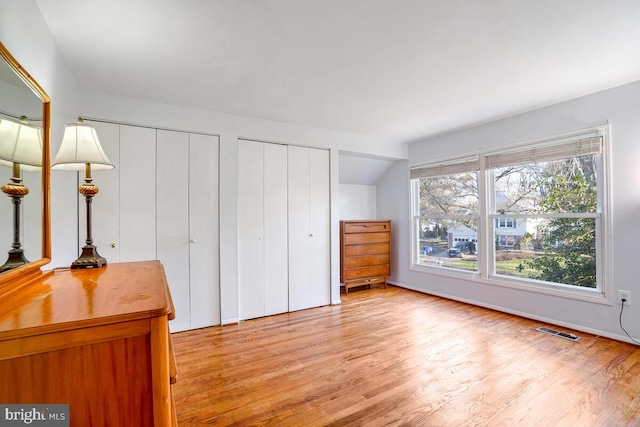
[{"xmin": 0, "ymin": 41, "xmax": 51, "ymax": 289}]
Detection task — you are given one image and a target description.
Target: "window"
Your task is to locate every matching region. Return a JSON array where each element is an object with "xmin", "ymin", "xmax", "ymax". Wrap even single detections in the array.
[
  {"xmin": 496, "ymin": 218, "xmax": 515, "ymax": 228},
  {"xmin": 411, "ymin": 158, "xmax": 479, "ymax": 273},
  {"xmin": 411, "ymin": 127, "xmax": 610, "ymax": 300}
]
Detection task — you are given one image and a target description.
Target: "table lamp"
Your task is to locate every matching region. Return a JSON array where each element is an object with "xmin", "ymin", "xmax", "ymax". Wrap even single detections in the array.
[{"xmin": 52, "ymin": 118, "xmax": 114, "ymax": 269}]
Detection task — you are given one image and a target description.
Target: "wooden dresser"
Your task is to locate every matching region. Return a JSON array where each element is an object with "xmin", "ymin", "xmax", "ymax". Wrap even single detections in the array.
[
  {"xmin": 0, "ymin": 260, "xmax": 177, "ymax": 427},
  {"xmin": 340, "ymin": 220, "xmax": 391, "ymax": 294}
]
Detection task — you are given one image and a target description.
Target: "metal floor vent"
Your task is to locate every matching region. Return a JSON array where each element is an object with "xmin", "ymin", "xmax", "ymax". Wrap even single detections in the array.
[{"xmin": 535, "ymin": 327, "xmax": 581, "ymax": 342}]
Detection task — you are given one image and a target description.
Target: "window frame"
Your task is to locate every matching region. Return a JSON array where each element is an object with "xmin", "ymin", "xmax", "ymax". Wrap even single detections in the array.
[
  {"xmin": 411, "ymin": 164, "xmax": 480, "ymax": 275},
  {"xmin": 409, "ymin": 125, "xmax": 612, "ymax": 305}
]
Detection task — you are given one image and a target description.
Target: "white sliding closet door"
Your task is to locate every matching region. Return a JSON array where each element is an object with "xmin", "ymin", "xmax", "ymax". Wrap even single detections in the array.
[
  {"xmin": 238, "ymin": 140, "xmax": 288, "ymax": 320},
  {"xmin": 157, "ymin": 131, "xmax": 221, "ymax": 332},
  {"xmin": 263, "ymin": 143, "xmax": 288, "ymax": 316},
  {"xmin": 157, "ymin": 130, "xmax": 190, "ymax": 332},
  {"xmin": 119, "ymin": 125, "xmax": 156, "ymax": 262},
  {"xmin": 288, "ymin": 146, "xmax": 330, "ymax": 312},
  {"xmin": 308, "ymin": 148, "xmax": 331, "ymax": 307},
  {"xmin": 189, "ymin": 133, "xmax": 220, "ymax": 329},
  {"xmin": 288, "ymin": 146, "xmax": 310, "ymax": 311},
  {"xmin": 238, "ymin": 140, "xmax": 265, "ymax": 320}
]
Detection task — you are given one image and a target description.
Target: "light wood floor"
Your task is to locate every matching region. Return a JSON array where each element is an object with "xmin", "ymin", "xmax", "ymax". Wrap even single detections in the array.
[{"xmin": 171, "ymin": 285, "xmax": 640, "ymax": 426}]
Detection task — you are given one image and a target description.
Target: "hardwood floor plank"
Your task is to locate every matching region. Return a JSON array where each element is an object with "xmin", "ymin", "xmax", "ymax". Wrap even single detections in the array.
[{"xmin": 172, "ymin": 286, "xmax": 640, "ymax": 426}]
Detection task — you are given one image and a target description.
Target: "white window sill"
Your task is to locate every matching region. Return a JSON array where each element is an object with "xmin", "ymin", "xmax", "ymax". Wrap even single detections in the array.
[{"xmin": 410, "ymin": 263, "xmax": 611, "ymax": 305}]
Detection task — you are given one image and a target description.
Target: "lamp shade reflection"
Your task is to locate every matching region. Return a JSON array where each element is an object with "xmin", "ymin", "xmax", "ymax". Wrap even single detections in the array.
[{"xmin": 0, "ymin": 117, "xmax": 42, "ymax": 170}]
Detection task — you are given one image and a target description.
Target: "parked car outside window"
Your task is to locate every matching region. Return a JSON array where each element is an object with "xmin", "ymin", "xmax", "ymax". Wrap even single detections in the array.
[{"xmin": 448, "ymin": 241, "xmax": 476, "ymax": 258}]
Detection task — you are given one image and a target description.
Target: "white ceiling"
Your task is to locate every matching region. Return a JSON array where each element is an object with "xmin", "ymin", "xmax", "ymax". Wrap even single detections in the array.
[{"xmin": 36, "ymin": 0, "xmax": 640, "ymax": 144}]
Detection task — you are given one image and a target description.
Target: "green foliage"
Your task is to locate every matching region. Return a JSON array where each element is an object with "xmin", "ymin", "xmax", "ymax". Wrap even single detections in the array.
[
  {"xmin": 526, "ymin": 250, "xmax": 596, "ymax": 288},
  {"xmin": 538, "ymin": 173, "xmax": 597, "ymax": 214},
  {"xmin": 524, "ymin": 161, "xmax": 597, "ymax": 288}
]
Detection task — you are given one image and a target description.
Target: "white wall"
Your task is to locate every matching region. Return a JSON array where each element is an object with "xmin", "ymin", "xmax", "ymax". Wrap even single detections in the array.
[
  {"xmin": 378, "ymin": 80, "xmax": 640, "ymax": 343},
  {"xmin": 339, "ymin": 153, "xmax": 396, "ymax": 186},
  {"xmin": 377, "ymin": 160, "xmax": 409, "ymax": 283},
  {"xmin": 339, "ymin": 184, "xmax": 376, "ymax": 220}
]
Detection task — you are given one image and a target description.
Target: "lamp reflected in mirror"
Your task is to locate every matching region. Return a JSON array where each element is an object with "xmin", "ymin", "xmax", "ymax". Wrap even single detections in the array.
[
  {"xmin": 0, "ymin": 116, "xmax": 42, "ymax": 272},
  {"xmin": 52, "ymin": 118, "xmax": 114, "ymax": 269}
]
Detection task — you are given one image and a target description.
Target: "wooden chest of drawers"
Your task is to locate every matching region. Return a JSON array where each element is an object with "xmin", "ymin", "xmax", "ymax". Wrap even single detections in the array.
[
  {"xmin": 0, "ymin": 261, "xmax": 177, "ymax": 426},
  {"xmin": 340, "ymin": 220, "xmax": 391, "ymax": 294}
]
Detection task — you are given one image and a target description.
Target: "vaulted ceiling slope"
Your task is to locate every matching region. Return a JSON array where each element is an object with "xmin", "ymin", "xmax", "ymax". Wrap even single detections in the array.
[{"xmin": 36, "ymin": 0, "xmax": 640, "ymax": 144}]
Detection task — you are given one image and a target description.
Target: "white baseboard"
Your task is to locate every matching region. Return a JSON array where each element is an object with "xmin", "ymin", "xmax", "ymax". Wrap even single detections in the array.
[
  {"xmin": 387, "ymin": 280, "xmax": 639, "ymax": 345},
  {"xmin": 221, "ymin": 318, "xmax": 239, "ymax": 325}
]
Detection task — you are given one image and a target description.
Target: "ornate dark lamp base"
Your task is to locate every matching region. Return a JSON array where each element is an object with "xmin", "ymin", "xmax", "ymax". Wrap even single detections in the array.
[
  {"xmin": 72, "ymin": 166, "xmax": 107, "ymax": 269},
  {"xmin": 0, "ymin": 248, "xmax": 30, "ymax": 273},
  {"xmin": 71, "ymin": 244, "xmax": 107, "ymax": 269}
]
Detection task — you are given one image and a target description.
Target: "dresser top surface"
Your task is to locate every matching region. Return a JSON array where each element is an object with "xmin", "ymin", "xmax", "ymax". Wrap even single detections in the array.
[
  {"xmin": 340, "ymin": 220, "xmax": 391, "ymax": 224},
  {"xmin": 0, "ymin": 260, "xmax": 174, "ymax": 340}
]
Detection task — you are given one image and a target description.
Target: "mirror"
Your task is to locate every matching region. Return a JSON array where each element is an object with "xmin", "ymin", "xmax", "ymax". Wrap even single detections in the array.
[{"xmin": 0, "ymin": 42, "xmax": 50, "ymax": 286}]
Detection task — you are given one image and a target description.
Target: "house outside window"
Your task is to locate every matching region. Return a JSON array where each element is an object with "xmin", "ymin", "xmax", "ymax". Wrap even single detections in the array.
[{"xmin": 411, "ymin": 126, "xmax": 610, "ymax": 302}]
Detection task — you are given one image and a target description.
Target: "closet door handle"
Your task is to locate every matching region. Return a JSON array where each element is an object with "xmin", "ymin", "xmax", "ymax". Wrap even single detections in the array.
[
  {"xmin": 111, "ymin": 243, "xmax": 116, "ymax": 248},
  {"xmin": 190, "ymin": 239, "xmax": 197, "ymax": 243}
]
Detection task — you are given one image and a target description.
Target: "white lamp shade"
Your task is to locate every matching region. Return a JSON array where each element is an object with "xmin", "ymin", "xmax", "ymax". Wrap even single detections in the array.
[
  {"xmin": 52, "ymin": 123, "xmax": 114, "ymax": 171},
  {"xmin": 0, "ymin": 118, "xmax": 43, "ymax": 171}
]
